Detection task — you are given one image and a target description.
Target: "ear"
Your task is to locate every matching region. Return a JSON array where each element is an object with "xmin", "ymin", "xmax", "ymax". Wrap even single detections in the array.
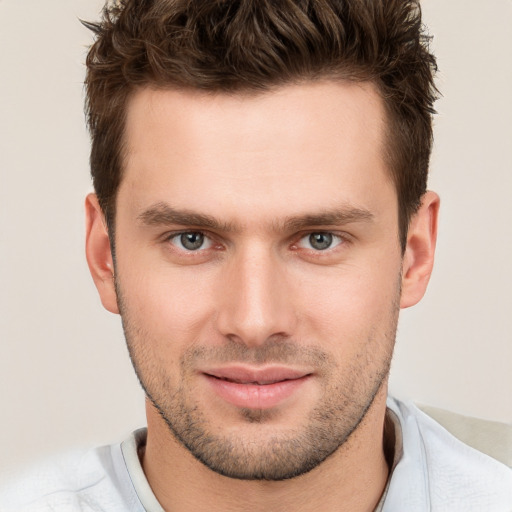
[
  {"xmin": 85, "ymin": 193, "xmax": 119, "ymax": 314},
  {"xmin": 400, "ymin": 191, "xmax": 440, "ymax": 309}
]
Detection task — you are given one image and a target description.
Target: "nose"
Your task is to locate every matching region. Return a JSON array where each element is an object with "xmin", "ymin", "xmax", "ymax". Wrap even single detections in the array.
[{"xmin": 215, "ymin": 244, "xmax": 297, "ymax": 347}]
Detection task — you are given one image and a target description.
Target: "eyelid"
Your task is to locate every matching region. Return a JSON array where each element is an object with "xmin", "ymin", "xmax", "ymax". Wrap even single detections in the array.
[
  {"xmin": 293, "ymin": 230, "xmax": 350, "ymax": 251},
  {"xmin": 165, "ymin": 229, "xmax": 216, "ymax": 251},
  {"xmin": 160, "ymin": 228, "xmax": 351, "ymax": 255}
]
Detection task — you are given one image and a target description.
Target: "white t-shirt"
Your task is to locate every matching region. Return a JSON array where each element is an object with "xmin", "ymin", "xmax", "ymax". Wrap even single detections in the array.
[{"xmin": 1, "ymin": 398, "xmax": 511, "ymax": 511}]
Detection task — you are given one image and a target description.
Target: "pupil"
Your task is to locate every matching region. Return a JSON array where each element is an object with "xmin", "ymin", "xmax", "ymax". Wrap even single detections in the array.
[
  {"xmin": 309, "ymin": 233, "xmax": 332, "ymax": 250},
  {"xmin": 181, "ymin": 232, "xmax": 204, "ymax": 250}
]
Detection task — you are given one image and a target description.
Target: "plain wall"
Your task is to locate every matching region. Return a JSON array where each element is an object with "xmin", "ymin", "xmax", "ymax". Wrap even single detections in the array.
[{"xmin": 0, "ymin": 0, "xmax": 511, "ymax": 476}]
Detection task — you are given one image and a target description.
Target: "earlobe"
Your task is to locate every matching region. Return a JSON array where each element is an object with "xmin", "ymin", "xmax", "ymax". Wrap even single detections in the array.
[
  {"xmin": 400, "ymin": 191, "xmax": 440, "ymax": 309},
  {"xmin": 85, "ymin": 193, "xmax": 119, "ymax": 314}
]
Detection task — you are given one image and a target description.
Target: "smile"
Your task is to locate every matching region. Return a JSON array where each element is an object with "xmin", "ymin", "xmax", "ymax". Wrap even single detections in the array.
[
  {"xmin": 201, "ymin": 366, "xmax": 313, "ymax": 410},
  {"xmin": 211, "ymin": 376, "xmax": 293, "ymax": 385}
]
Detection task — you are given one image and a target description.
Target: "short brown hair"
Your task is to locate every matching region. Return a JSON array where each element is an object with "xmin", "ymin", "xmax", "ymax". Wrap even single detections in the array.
[{"xmin": 84, "ymin": 0, "xmax": 438, "ymax": 249}]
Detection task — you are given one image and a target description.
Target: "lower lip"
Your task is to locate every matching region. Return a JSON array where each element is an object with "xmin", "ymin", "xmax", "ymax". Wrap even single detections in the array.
[{"xmin": 204, "ymin": 374, "xmax": 310, "ymax": 409}]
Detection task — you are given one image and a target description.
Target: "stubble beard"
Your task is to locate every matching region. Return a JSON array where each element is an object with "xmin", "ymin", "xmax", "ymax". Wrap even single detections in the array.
[{"xmin": 116, "ymin": 283, "xmax": 398, "ymax": 481}]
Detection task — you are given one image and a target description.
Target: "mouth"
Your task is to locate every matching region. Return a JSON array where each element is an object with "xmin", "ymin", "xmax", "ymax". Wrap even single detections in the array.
[
  {"xmin": 201, "ymin": 366, "xmax": 313, "ymax": 410},
  {"xmin": 210, "ymin": 376, "xmax": 296, "ymax": 385}
]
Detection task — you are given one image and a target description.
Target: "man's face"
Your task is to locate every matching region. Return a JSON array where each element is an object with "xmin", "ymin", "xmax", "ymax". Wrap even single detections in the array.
[{"xmin": 112, "ymin": 81, "xmax": 403, "ymax": 480}]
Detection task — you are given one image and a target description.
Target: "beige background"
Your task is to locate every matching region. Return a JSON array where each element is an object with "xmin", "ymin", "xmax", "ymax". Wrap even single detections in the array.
[{"xmin": 0, "ymin": 0, "xmax": 511, "ymax": 476}]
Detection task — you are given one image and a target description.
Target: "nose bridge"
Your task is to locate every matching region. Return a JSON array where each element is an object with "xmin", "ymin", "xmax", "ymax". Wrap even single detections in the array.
[{"xmin": 216, "ymin": 241, "xmax": 296, "ymax": 345}]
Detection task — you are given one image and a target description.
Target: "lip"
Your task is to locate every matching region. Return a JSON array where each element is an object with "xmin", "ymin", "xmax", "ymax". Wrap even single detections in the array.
[{"xmin": 201, "ymin": 366, "xmax": 312, "ymax": 410}]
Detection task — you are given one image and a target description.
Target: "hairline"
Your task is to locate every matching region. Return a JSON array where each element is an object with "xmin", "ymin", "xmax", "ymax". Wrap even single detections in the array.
[{"xmin": 105, "ymin": 75, "xmax": 407, "ymax": 252}]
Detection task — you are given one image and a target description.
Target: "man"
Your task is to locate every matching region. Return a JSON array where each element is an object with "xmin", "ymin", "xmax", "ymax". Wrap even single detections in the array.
[{"xmin": 1, "ymin": 0, "xmax": 511, "ymax": 510}]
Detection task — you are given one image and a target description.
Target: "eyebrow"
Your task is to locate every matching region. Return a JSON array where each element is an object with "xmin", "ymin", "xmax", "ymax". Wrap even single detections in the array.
[
  {"xmin": 137, "ymin": 202, "xmax": 374, "ymax": 233},
  {"xmin": 137, "ymin": 202, "xmax": 239, "ymax": 232},
  {"xmin": 281, "ymin": 208, "xmax": 374, "ymax": 232}
]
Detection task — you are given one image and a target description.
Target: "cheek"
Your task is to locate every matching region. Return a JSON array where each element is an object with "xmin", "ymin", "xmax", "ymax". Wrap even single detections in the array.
[
  {"xmin": 116, "ymin": 253, "xmax": 218, "ymax": 344},
  {"xmin": 292, "ymin": 261, "xmax": 401, "ymax": 351}
]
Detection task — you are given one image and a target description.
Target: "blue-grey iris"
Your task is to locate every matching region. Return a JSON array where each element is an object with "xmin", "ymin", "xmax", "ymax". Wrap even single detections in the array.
[
  {"xmin": 181, "ymin": 232, "xmax": 204, "ymax": 250},
  {"xmin": 309, "ymin": 233, "xmax": 333, "ymax": 250}
]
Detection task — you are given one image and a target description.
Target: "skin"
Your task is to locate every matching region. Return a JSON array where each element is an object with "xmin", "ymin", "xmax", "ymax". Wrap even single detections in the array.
[{"xmin": 86, "ymin": 81, "xmax": 439, "ymax": 512}]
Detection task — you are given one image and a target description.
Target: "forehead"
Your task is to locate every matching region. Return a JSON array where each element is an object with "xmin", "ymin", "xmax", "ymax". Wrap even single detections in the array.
[
  {"xmin": 119, "ymin": 81, "xmax": 394, "ymax": 223},
  {"xmin": 124, "ymin": 80, "xmax": 385, "ymax": 156}
]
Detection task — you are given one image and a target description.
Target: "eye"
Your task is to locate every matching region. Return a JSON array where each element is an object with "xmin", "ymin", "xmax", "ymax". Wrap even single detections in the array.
[
  {"xmin": 169, "ymin": 232, "xmax": 213, "ymax": 251},
  {"xmin": 297, "ymin": 232, "xmax": 343, "ymax": 251}
]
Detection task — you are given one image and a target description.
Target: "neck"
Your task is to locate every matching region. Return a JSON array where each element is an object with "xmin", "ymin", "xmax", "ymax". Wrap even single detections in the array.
[{"xmin": 142, "ymin": 388, "xmax": 390, "ymax": 512}]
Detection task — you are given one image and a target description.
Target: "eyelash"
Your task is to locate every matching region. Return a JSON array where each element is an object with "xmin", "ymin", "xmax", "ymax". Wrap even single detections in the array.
[
  {"xmin": 164, "ymin": 230, "xmax": 350, "ymax": 255},
  {"xmin": 294, "ymin": 232, "xmax": 345, "ymax": 252},
  {"xmin": 165, "ymin": 230, "xmax": 218, "ymax": 253}
]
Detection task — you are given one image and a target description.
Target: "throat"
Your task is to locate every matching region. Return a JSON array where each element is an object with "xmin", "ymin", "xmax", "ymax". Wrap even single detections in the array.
[{"xmin": 140, "ymin": 395, "xmax": 392, "ymax": 512}]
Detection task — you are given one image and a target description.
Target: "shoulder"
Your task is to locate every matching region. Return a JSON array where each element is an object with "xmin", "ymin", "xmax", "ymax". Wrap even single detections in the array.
[
  {"xmin": 386, "ymin": 397, "xmax": 512, "ymax": 511},
  {"xmin": 0, "ymin": 443, "xmax": 140, "ymax": 512}
]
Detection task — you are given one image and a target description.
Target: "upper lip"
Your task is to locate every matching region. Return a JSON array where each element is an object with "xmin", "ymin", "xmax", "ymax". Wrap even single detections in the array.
[{"xmin": 202, "ymin": 366, "xmax": 312, "ymax": 385}]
